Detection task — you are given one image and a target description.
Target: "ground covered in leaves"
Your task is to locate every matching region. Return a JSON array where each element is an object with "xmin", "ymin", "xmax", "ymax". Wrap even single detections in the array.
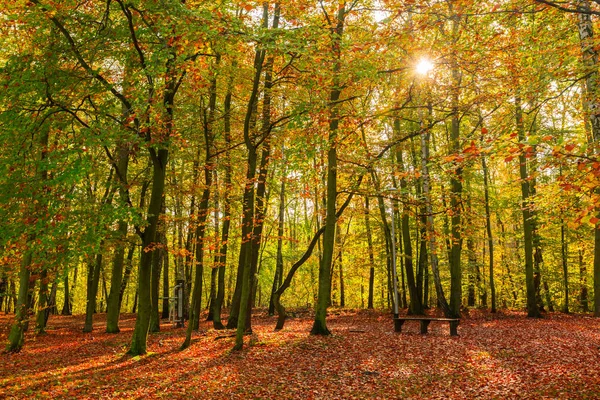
[{"xmin": 0, "ymin": 309, "xmax": 599, "ymax": 399}]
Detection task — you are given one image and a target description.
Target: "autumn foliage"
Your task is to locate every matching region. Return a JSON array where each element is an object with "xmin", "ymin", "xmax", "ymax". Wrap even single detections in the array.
[{"xmin": 1, "ymin": 310, "xmax": 600, "ymax": 399}]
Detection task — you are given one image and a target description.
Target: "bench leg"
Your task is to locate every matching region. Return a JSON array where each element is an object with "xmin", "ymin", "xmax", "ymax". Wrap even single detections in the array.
[
  {"xmin": 420, "ymin": 320, "xmax": 431, "ymax": 334},
  {"xmin": 394, "ymin": 319, "xmax": 404, "ymax": 332},
  {"xmin": 449, "ymin": 321, "xmax": 459, "ymax": 336}
]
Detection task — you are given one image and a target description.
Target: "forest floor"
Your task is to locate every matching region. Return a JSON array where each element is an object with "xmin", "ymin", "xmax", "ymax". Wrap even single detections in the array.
[{"xmin": 0, "ymin": 309, "xmax": 599, "ymax": 399}]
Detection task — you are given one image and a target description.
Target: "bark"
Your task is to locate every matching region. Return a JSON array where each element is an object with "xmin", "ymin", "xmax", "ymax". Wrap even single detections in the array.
[
  {"xmin": 183, "ymin": 155, "xmax": 199, "ymax": 322},
  {"xmin": 419, "ymin": 107, "xmax": 451, "ymax": 317},
  {"xmin": 118, "ymin": 243, "xmax": 136, "ymax": 307},
  {"xmin": 182, "ymin": 56, "xmax": 219, "ymax": 349},
  {"xmin": 557, "ymin": 224, "xmax": 568, "ymax": 314},
  {"xmin": 580, "ymin": 248, "xmax": 589, "ymax": 311},
  {"xmin": 61, "ymin": 273, "xmax": 72, "ymax": 315},
  {"xmin": 235, "ymin": 4, "xmax": 280, "ymax": 350},
  {"xmin": 162, "ymin": 240, "xmax": 170, "ymax": 319},
  {"xmin": 6, "ymin": 248, "xmax": 34, "ymax": 352},
  {"xmin": 269, "ymin": 172, "xmax": 286, "ymax": 315},
  {"xmin": 447, "ymin": 8, "xmax": 463, "ymax": 318},
  {"xmin": 46, "ymin": 282, "xmax": 57, "ymax": 318},
  {"xmin": 106, "ymin": 143, "xmax": 130, "ymax": 333},
  {"xmin": 371, "ymin": 171, "xmax": 401, "ymax": 313},
  {"xmin": 35, "ymin": 269, "xmax": 49, "ymax": 334},
  {"xmin": 7, "ymin": 123, "xmax": 50, "ymax": 351},
  {"xmin": 83, "ymin": 253, "xmax": 103, "ymax": 333},
  {"xmin": 393, "ymin": 120, "xmax": 422, "ymax": 315},
  {"xmin": 227, "ymin": 46, "xmax": 265, "ymax": 330},
  {"xmin": 128, "ymin": 149, "xmax": 168, "ymax": 355},
  {"xmin": 515, "ymin": 96, "xmax": 541, "ymax": 318},
  {"xmin": 150, "ymin": 229, "xmax": 164, "ymax": 333},
  {"xmin": 481, "ymin": 142, "xmax": 496, "ymax": 312},
  {"xmin": 212, "ymin": 71, "xmax": 234, "ymax": 330},
  {"xmin": 577, "ymin": 0, "xmax": 600, "ymax": 317},
  {"xmin": 310, "ymin": 3, "xmax": 347, "ymax": 336},
  {"xmin": 365, "ymin": 196, "xmax": 376, "ymax": 309}
]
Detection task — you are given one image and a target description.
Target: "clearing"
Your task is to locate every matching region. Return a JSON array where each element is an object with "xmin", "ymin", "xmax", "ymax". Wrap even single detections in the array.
[{"xmin": 0, "ymin": 310, "xmax": 599, "ymax": 399}]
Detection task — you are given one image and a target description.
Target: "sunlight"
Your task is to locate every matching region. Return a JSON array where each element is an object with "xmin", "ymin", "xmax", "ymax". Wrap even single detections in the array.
[{"xmin": 416, "ymin": 58, "xmax": 434, "ymax": 75}]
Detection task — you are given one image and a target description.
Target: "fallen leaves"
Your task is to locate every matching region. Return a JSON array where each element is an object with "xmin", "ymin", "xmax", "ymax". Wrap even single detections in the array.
[{"xmin": 0, "ymin": 310, "xmax": 599, "ymax": 399}]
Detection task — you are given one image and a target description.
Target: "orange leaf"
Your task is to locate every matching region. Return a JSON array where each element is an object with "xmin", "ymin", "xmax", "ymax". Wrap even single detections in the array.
[{"xmin": 565, "ymin": 143, "xmax": 576, "ymax": 152}]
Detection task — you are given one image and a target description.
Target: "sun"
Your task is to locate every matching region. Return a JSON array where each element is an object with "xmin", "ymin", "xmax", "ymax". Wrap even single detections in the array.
[{"xmin": 416, "ymin": 58, "xmax": 434, "ymax": 75}]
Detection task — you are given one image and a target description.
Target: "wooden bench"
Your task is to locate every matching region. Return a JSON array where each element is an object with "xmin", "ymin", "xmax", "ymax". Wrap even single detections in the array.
[{"xmin": 394, "ymin": 316, "xmax": 460, "ymax": 336}]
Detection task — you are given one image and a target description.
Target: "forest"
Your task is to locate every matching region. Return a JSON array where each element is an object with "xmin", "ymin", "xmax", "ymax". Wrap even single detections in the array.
[{"xmin": 1, "ymin": 0, "xmax": 600, "ymax": 398}]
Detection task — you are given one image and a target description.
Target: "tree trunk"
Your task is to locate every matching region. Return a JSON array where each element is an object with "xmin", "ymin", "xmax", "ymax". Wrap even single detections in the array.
[
  {"xmin": 61, "ymin": 273, "xmax": 72, "ymax": 315},
  {"xmin": 106, "ymin": 143, "xmax": 130, "ymax": 333},
  {"xmin": 481, "ymin": 140, "xmax": 496, "ymax": 313},
  {"xmin": 447, "ymin": 8, "xmax": 463, "ymax": 318},
  {"xmin": 234, "ymin": 5, "xmax": 281, "ymax": 350},
  {"xmin": 7, "ymin": 123, "xmax": 50, "ymax": 351},
  {"xmin": 576, "ymin": 0, "xmax": 600, "ymax": 317},
  {"xmin": 128, "ymin": 145, "xmax": 168, "ymax": 355},
  {"xmin": 150, "ymin": 229, "xmax": 164, "ymax": 333},
  {"xmin": 580, "ymin": 248, "xmax": 589, "ymax": 311},
  {"xmin": 182, "ymin": 57, "xmax": 219, "ymax": 349},
  {"xmin": 118, "ymin": 244, "xmax": 136, "ymax": 308},
  {"xmin": 212, "ymin": 71, "xmax": 234, "ymax": 330},
  {"xmin": 35, "ymin": 269, "xmax": 49, "ymax": 334},
  {"xmin": 270, "ymin": 172, "xmax": 286, "ymax": 315},
  {"xmin": 365, "ymin": 196, "xmax": 376, "ymax": 309},
  {"xmin": 515, "ymin": 96, "xmax": 541, "ymax": 318},
  {"xmin": 162, "ymin": 241, "xmax": 170, "ymax": 319},
  {"xmin": 419, "ymin": 104, "xmax": 451, "ymax": 317},
  {"xmin": 84, "ymin": 253, "xmax": 103, "ymax": 333},
  {"xmin": 561, "ymin": 224, "xmax": 569, "ymax": 313},
  {"xmin": 393, "ymin": 121, "xmax": 422, "ymax": 315},
  {"xmin": 6, "ymin": 248, "xmax": 34, "ymax": 352}
]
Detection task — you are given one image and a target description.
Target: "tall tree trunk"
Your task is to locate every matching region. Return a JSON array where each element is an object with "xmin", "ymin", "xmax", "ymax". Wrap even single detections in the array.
[
  {"xmin": 6, "ymin": 248, "xmax": 34, "ymax": 352},
  {"xmin": 83, "ymin": 253, "xmax": 103, "ymax": 333},
  {"xmin": 466, "ymin": 181, "xmax": 476, "ymax": 308},
  {"xmin": 336, "ymin": 222, "xmax": 346, "ymax": 308},
  {"xmin": 227, "ymin": 48, "xmax": 266, "ymax": 331},
  {"xmin": 270, "ymin": 170, "xmax": 286, "ymax": 315},
  {"xmin": 580, "ymin": 248, "xmax": 589, "ymax": 311},
  {"xmin": 7, "ymin": 123, "xmax": 50, "ymax": 351},
  {"xmin": 106, "ymin": 143, "xmax": 130, "ymax": 333},
  {"xmin": 577, "ymin": 0, "xmax": 600, "ymax": 317},
  {"xmin": 481, "ymin": 138, "xmax": 496, "ymax": 313},
  {"xmin": 234, "ymin": 4, "xmax": 280, "ymax": 350},
  {"xmin": 243, "ymin": 6, "xmax": 280, "ymax": 332},
  {"xmin": 515, "ymin": 96, "xmax": 541, "ymax": 318},
  {"xmin": 46, "ymin": 282, "xmax": 57, "ymax": 318},
  {"xmin": 150, "ymin": 229, "xmax": 164, "ymax": 333},
  {"xmin": 365, "ymin": 196, "xmax": 376, "ymax": 309},
  {"xmin": 448, "ymin": 8, "xmax": 463, "ymax": 318},
  {"xmin": 207, "ymin": 191, "xmax": 220, "ymax": 322},
  {"xmin": 129, "ymin": 148, "xmax": 168, "ymax": 355},
  {"xmin": 393, "ymin": 120, "xmax": 422, "ymax": 315},
  {"xmin": 182, "ymin": 56, "xmax": 219, "ymax": 349},
  {"xmin": 207, "ymin": 185, "xmax": 220, "ymax": 322},
  {"xmin": 419, "ymin": 103, "xmax": 451, "ymax": 317},
  {"xmin": 61, "ymin": 273, "xmax": 72, "ymax": 315},
  {"xmin": 118, "ymin": 244, "xmax": 136, "ymax": 308},
  {"xmin": 212, "ymin": 69, "xmax": 234, "ymax": 330},
  {"xmin": 35, "ymin": 269, "xmax": 49, "ymax": 334},
  {"xmin": 162, "ymin": 241, "xmax": 170, "ymax": 319},
  {"xmin": 310, "ymin": 3, "xmax": 346, "ymax": 336}
]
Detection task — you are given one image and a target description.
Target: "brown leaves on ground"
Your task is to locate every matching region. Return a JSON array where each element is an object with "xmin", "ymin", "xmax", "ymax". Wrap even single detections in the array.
[{"xmin": 0, "ymin": 310, "xmax": 599, "ymax": 399}]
